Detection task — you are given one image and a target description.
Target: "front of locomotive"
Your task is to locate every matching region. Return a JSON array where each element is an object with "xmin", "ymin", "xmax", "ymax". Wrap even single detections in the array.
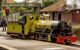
[
  {"xmin": 51, "ymin": 21, "xmax": 77, "ymax": 44},
  {"xmin": 56, "ymin": 21, "xmax": 72, "ymax": 36}
]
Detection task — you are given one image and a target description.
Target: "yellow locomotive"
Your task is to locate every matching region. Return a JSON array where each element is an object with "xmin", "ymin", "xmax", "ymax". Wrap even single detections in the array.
[{"xmin": 7, "ymin": 14, "xmax": 77, "ymax": 44}]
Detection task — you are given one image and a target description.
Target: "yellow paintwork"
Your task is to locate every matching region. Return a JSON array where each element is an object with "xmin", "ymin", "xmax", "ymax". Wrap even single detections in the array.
[
  {"xmin": 24, "ymin": 16, "xmax": 33, "ymax": 35},
  {"xmin": 7, "ymin": 22, "xmax": 22, "ymax": 34},
  {"xmin": 7, "ymin": 14, "xmax": 56, "ymax": 42},
  {"xmin": 7, "ymin": 14, "xmax": 39, "ymax": 35},
  {"xmin": 7, "ymin": 14, "xmax": 54, "ymax": 37},
  {"xmin": 34, "ymin": 20, "xmax": 54, "ymax": 30},
  {"xmin": 48, "ymin": 34, "xmax": 51, "ymax": 42},
  {"xmin": 30, "ymin": 14, "xmax": 40, "ymax": 32}
]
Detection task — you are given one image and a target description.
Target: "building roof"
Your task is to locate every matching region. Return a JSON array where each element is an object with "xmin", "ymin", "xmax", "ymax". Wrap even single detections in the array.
[
  {"xmin": 7, "ymin": 0, "xmax": 14, "ymax": 3},
  {"xmin": 40, "ymin": 0, "xmax": 66, "ymax": 12}
]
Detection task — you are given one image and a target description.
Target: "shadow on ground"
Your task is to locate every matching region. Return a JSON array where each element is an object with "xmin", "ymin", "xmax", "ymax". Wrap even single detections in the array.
[{"xmin": 0, "ymin": 47, "xmax": 9, "ymax": 50}]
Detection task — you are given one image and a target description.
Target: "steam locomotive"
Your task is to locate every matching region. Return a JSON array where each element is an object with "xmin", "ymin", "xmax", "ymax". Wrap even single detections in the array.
[{"xmin": 7, "ymin": 14, "xmax": 77, "ymax": 45}]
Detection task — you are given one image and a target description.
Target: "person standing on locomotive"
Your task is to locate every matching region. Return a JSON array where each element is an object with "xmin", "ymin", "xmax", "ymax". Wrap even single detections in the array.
[{"xmin": 20, "ymin": 12, "xmax": 28, "ymax": 34}]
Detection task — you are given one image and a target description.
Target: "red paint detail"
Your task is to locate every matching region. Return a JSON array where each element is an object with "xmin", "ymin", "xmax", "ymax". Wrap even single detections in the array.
[
  {"xmin": 57, "ymin": 36, "xmax": 64, "ymax": 44},
  {"xmin": 56, "ymin": 36, "xmax": 77, "ymax": 44},
  {"xmin": 67, "ymin": 36, "xmax": 77, "ymax": 42}
]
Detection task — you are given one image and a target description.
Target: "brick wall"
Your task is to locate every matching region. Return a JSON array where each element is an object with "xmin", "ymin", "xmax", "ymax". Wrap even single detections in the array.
[
  {"xmin": 72, "ymin": 11, "xmax": 80, "ymax": 24},
  {"xmin": 61, "ymin": 13, "xmax": 72, "ymax": 24}
]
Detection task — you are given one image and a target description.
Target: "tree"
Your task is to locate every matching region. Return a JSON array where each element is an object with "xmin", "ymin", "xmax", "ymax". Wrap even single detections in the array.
[
  {"xmin": 42, "ymin": 0, "xmax": 57, "ymax": 7},
  {"xmin": 0, "ymin": 0, "xmax": 2, "ymax": 11}
]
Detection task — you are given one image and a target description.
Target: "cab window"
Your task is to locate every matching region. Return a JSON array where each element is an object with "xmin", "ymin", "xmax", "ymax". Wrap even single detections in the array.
[
  {"xmin": 18, "ymin": 16, "xmax": 27, "ymax": 24},
  {"xmin": 40, "ymin": 16, "xmax": 44, "ymax": 20},
  {"xmin": 30, "ymin": 16, "xmax": 33, "ymax": 20}
]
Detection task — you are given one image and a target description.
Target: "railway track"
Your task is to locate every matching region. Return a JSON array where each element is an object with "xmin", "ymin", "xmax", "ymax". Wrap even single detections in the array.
[{"xmin": 69, "ymin": 44, "xmax": 80, "ymax": 48}]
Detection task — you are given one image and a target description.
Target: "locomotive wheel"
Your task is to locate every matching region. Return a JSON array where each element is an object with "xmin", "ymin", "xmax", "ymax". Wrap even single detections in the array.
[
  {"xmin": 35, "ymin": 34, "xmax": 39, "ymax": 40},
  {"xmin": 10, "ymin": 35, "xmax": 19, "ymax": 39},
  {"xmin": 51, "ymin": 35, "xmax": 56, "ymax": 43},
  {"xmin": 21, "ymin": 35, "xmax": 26, "ymax": 39},
  {"xmin": 35, "ymin": 34, "xmax": 38, "ymax": 40},
  {"xmin": 41, "ymin": 34, "xmax": 48, "ymax": 41},
  {"xmin": 17, "ymin": 35, "xmax": 26, "ymax": 39},
  {"xmin": 30, "ymin": 35, "xmax": 35, "ymax": 40},
  {"xmin": 18, "ymin": 35, "xmax": 22, "ymax": 39},
  {"xmin": 35, "ymin": 34, "xmax": 42, "ymax": 40},
  {"xmin": 24, "ymin": 35, "xmax": 30, "ymax": 39},
  {"xmin": 39, "ymin": 34, "xmax": 43, "ymax": 40},
  {"xmin": 10, "ymin": 35, "xmax": 15, "ymax": 38},
  {"xmin": 52, "ymin": 38, "xmax": 57, "ymax": 43},
  {"xmin": 64, "ymin": 40, "xmax": 71, "ymax": 45},
  {"xmin": 9, "ymin": 34, "xmax": 18, "ymax": 39}
]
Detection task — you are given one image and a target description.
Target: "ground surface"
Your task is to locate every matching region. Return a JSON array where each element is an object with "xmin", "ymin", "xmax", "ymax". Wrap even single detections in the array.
[{"xmin": 0, "ymin": 28, "xmax": 80, "ymax": 50}]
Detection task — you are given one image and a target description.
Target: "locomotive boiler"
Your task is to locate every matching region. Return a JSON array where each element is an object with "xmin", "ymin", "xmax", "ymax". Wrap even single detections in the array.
[{"xmin": 7, "ymin": 14, "xmax": 77, "ymax": 45}]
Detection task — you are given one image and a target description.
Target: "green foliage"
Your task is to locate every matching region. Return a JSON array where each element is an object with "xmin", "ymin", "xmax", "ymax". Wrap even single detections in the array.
[
  {"xmin": 10, "ymin": 7, "xmax": 26, "ymax": 14},
  {"xmin": 10, "ymin": 6, "xmax": 34, "ymax": 14},
  {"xmin": 43, "ymin": 0, "xmax": 57, "ymax": 7},
  {"xmin": 17, "ymin": 7, "xmax": 26, "ymax": 13}
]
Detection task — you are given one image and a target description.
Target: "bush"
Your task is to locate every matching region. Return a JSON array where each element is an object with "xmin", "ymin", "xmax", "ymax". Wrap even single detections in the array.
[
  {"xmin": 73, "ymin": 29, "xmax": 80, "ymax": 36},
  {"xmin": 42, "ymin": 0, "xmax": 57, "ymax": 7},
  {"xmin": 72, "ymin": 24, "xmax": 80, "ymax": 40}
]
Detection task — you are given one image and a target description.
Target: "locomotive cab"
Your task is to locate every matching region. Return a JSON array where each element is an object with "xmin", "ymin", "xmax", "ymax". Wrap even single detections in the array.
[{"xmin": 18, "ymin": 16, "xmax": 27, "ymax": 25}]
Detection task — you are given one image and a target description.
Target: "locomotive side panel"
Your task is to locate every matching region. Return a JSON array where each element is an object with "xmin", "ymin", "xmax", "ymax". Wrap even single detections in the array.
[{"xmin": 7, "ymin": 22, "xmax": 22, "ymax": 35}]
